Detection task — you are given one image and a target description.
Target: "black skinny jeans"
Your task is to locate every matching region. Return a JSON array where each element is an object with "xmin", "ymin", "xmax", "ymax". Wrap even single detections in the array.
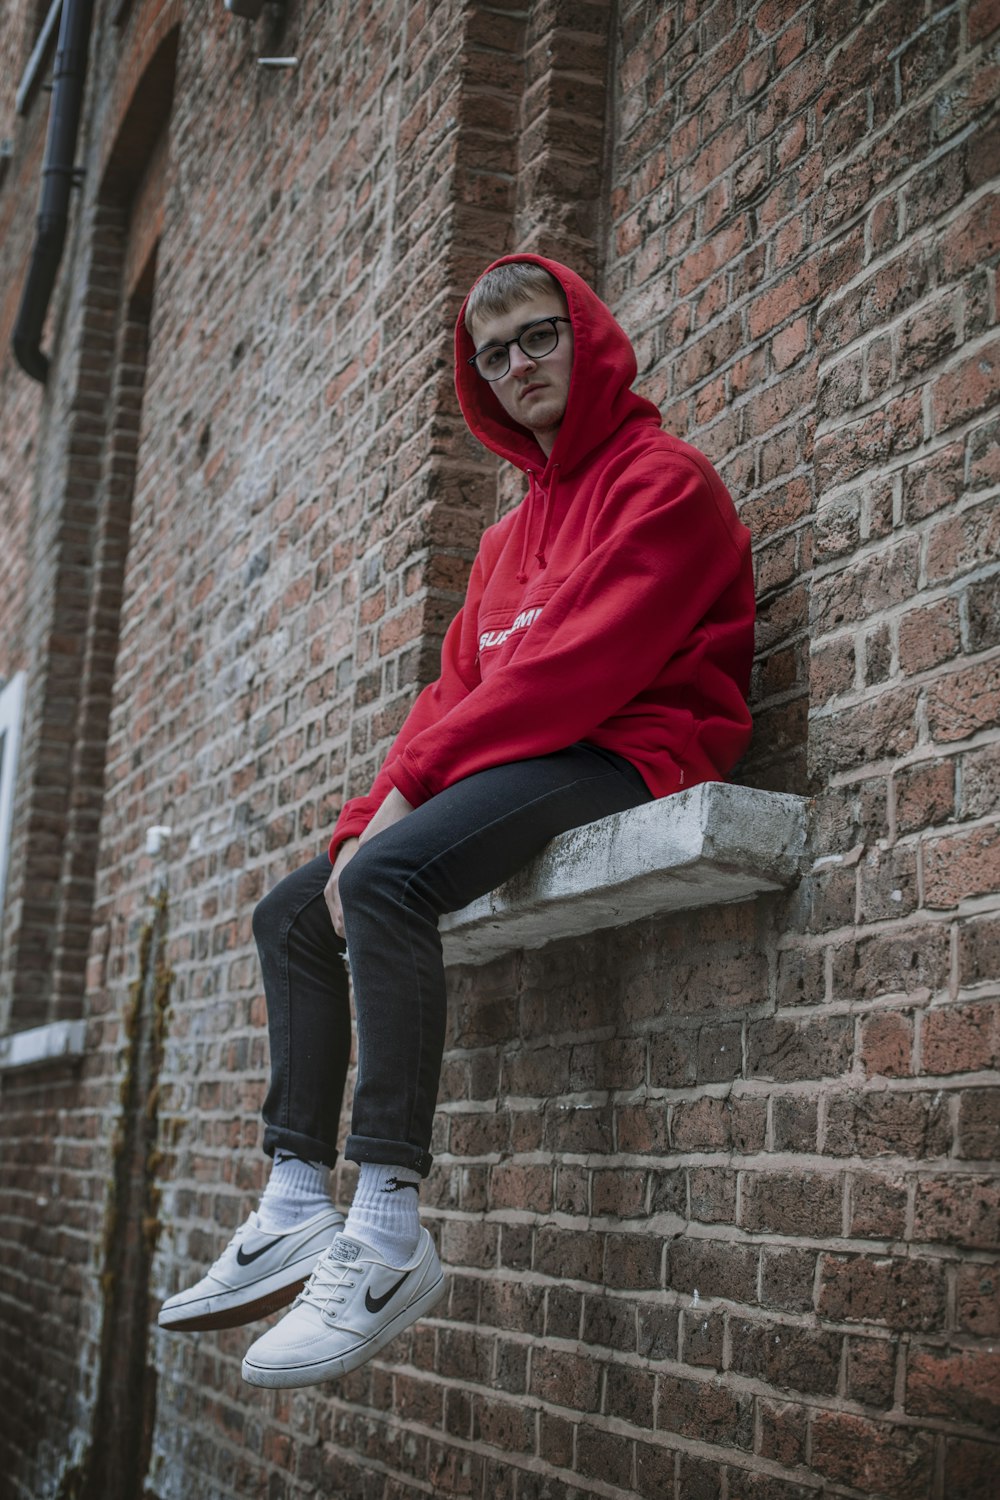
[{"xmin": 252, "ymin": 742, "xmax": 651, "ymax": 1178}]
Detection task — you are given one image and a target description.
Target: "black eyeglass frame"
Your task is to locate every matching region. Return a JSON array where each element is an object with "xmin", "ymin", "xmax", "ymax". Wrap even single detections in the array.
[{"xmin": 467, "ymin": 315, "xmax": 572, "ymax": 381}]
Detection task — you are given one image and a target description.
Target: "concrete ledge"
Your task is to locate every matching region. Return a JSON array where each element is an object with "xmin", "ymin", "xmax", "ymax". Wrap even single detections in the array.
[
  {"xmin": 0, "ymin": 1020, "xmax": 87, "ymax": 1073},
  {"xmin": 440, "ymin": 781, "xmax": 808, "ymax": 967}
]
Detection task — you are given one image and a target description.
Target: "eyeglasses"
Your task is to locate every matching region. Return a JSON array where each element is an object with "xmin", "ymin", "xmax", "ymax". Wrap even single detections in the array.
[{"xmin": 468, "ymin": 316, "xmax": 572, "ymax": 381}]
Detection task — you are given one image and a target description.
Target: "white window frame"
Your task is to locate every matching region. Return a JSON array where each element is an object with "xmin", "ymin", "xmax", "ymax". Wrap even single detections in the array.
[
  {"xmin": 0, "ymin": 670, "xmax": 88, "ymax": 1070},
  {"xmin": 0, "ymin": 671, "xmax": 27, "ymax": 926}
]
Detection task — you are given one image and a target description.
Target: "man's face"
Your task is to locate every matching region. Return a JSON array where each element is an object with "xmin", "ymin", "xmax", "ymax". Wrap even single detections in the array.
[{"xmin": 470, "ymin": 290, "xmax": 574, "ymax": 457}]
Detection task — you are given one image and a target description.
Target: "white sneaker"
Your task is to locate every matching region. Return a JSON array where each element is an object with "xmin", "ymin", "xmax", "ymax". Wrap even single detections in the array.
[
  {"xmin": 158, "ymin": 1208, "xmax": 345, "ymax": 1332},
  {"xmin": 241, "ymin": 1229, "xmax": 445, "ymax": 1387}
]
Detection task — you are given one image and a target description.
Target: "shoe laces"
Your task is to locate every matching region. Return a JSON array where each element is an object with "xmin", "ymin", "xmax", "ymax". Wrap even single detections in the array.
[
  {"xmin": 297, "ymin": 1247, "xmax": 358, "ymax": 1320},
  {"xmin": 209, "ymin": 1219, "xmax": 251, "ymax": 1276}
]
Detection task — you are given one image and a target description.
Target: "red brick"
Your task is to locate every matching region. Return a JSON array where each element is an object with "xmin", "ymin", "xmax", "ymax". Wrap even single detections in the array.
[
  {"xmin": 849, "ymin": 1172, "xmax": 909, "ymax": 1240},
  {"xmin": 729, "ymin": 1319, "xmax": 840, "ymax": 1396},
  {"xmin": 489, "ymin": 1162, "xmax": 553, "ymax": 1213},
  {"xmin": 859, "ymin": 1010, "xmax": 914, "ymax": 1079},
  {"xmin": 833, "ymin": 918, "xmax": 953, "ymax": 1002},
  {"xmin": 656, "ymin": 1372, "xmax": 753, "ymax": 1450},
  {"xmin": 913, "ymin": 1176, "xmax": 1000, "ymax": 1250},
  {"xmin": 943, "ymin": 1436, "xmax": 998, "ymax": 1500},
  {"xmin": 901, "ymin": 440, "xmax": 963, "ymax": 523},
  {"xmin": 501, "ymin": 1044, "xmax": 570, "ymax": 1097},
  {"xmin": 968, "ymin": 408, "xmax": 1000, "ymax": 491},
  {"xmin": 533, "ymin": 1226, "xmax": 603, "ymax": 1284},
  {"xmin": 500, "ymin": 1223, "xmax": 531, "ymax": 1272},
  {"xmin": 898, "ymin": 597, "xmax": 961, "ymax": 676},
  {"xmin": 772, "ymin": 1094, "xmax": 818, "ymax": 1152},
  {"xmin": 810, "ymin": 686, "xmax": 921, "ymax": 780},
  {"xmin": 813, "ymin": 538, "xmax": 919, "ymax": 630},
  {"xmin": 968, "ymin": 571, "xmax": 1000, "ymax": 653},
  {"xmin": 731, "ymin": 1094, "xmax": 768, "ymax": 1152},
  {"xmin": 845, "ymin": 1334, "xmax": 898, "ymax": 1408},
  {"xmin": 575, "ymin": 1424, "xmax": 634, "ymax": 1488},
  {"xmin": 635, "ymin": 1439, "xmax": 678, "ymax": 1499},
  {"xmin": 668, "ymin": 1238, "xmax": 759, "ymax": 1305},
  {"xmin": 569, "ymin": 1037, "xmax": 644, "ymax": 1092},
  {"xmin": 614, "ymin": 1100, "xmax": 670, "ymax": 1154},
  {"xmin": 956, "ymin": 1263, "xmax": 1000, "ymax": 1337},
  {"xmin": 893, "ymin": 758, "xmax": 955, "ymax": 834},
  {"xmin": 671, "ymin": 1095, "xmax": 732, "ymax": 1151},
  {"xmin": 923, "ymin": 824, "xmax": 1000, "ymax": 908},
  {"xmin": 471, "ymin": 1393, "xmax": 534, "ymax": 1453},
  {"xmin": 757, "ymin": 1397, "xmax": 808, "ymax": 1467},
  {"xmin": 529, "ymin": 1347, "xmax": 601, "ymax": 1413},
  {"xmin": 942, "ymin": 187, "xmax": 999, "ymax": 274},
  {"xmin": 604, "ymin": 1232, "xmax": 662, "ymax": 1291},
  {"xmin": 815, "ymin": 495, "xmax": 863, "ymax": 564},
  {"xmin": 815, "ymin": 391, "xmax": 924, "ymax": 486},
  {"xmin": 696, "ymin": 1021, "xmax": 743, "ymax": 1085},
  {"xmin": 957, "ymin": 1090, "xmax": 1000, "ymax": 1161},
  {"xmin": 592, "ymin": 1167, "xmax": 645, "ymax": 1218},
  {"xmin": 895, "ymin": 296, "xmax": 958, "ymax": 380},
  {"xmin": 922, "ymin": 1000, "xmax": 1000, "ymax": 1075},
  {"xmin": 906, "ymin": 1345, "xmax": 1000, "ymax": 1428},
  {"xmin": 824, "ymin": 1089, "xmax": 949, "ymax": 1160},
  {"xmin": 604, "ymin": 1358, "xmax": 656, "ymax": 1428},
  {"xmin": 688, "ymin": 1167, "xmax": 738, "ymax": 1224},
  {"xmin": 680, "ymin": 1307, "xmax": 725, "ymax": 1372},
  {"xmin": 740, "ymin": 1172, "xmax": 843, "ymax": 1238},
  {"xmin": 958, "ymin": 914, "xmax": 1000, "ymax": 990},
  {"xmin": 748, "ymin": 264, "xmax": 820, "ymax": 339},
  {"xmin": 810, "ymin": 1410, "xmax": 935, "ymax": 1499},
  {"xmin": 582, "ymin": 1293, "xmax": 636, "ymax": 1354},
  {"xmin": 925, "ymin": 501, "xmax": 1000, "ymax": 592},
  {"xmin": 818, "ymin": 1253, "xmax": 946, "ymax": 1332},
  {"xmin": 649, "ymin": 1027, "xmax": 699, "ymax": 1089},
  {"xmin": 761, "ymin": 1246, "xmax": 817, "ymax": 1313},
  {"xmin": 932, "ymin": 337, "xmax": 1000, "ymax": 432},
  {"xmin": 961, "ymin": 744, "xmax": 1000, "ymax": 820},
  {"xmin": 809, "ymin": 635, "xmax": 856, "ymax": 699}
]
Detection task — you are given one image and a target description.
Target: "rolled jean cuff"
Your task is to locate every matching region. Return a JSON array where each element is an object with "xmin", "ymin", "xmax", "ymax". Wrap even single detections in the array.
[
  {"xmin": 263, "ymin": 1124, "xmax": 340, "ymax": 1170},
  {"xmin": 345, "ymin": 1132, "xmax": 433, "ymax": 1180}
]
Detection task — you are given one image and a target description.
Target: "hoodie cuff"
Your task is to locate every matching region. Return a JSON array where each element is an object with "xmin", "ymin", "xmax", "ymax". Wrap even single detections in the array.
[
  {"xmin": 327, "ymin": 813, "xmax": 370, "ymax": 864},
  {"xmin": 389, "ymin": 755, "xmax": 433, "ymax": 809}
]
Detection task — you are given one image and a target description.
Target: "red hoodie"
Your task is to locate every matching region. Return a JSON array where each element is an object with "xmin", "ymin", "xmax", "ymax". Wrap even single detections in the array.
[{"xmin": 328, "ymin": 255, "xmax": 755, "ymax": 860}]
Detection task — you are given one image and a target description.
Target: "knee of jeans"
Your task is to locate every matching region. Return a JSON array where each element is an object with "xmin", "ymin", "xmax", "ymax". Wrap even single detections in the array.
[
  {"xmin": 251, "ymin": 886, "xmax": 282, "ymax": 945},
  {"xmin": 338, "ymin": 839, "xmax": 405, "ymax": 913}
]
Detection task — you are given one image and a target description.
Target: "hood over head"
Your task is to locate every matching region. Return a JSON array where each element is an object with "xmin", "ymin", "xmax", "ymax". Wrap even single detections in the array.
[{"xmin": 454, "ymin": 254, "xmax": 661, "ymax": 478}]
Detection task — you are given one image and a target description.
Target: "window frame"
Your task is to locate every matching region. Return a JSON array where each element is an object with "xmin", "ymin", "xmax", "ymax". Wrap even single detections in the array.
[{"xmin": 0, "ymin": 671, "xmax": 26, "ymax": 931}]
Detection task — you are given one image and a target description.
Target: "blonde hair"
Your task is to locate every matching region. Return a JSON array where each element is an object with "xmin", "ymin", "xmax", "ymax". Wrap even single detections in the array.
[{"xmin": 464, "ymin": 262, "xmax": 564, "ymax": 335}]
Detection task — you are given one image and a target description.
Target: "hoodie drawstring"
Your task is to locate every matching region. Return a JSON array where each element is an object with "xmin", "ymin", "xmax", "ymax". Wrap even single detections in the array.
[
  {"xmin": 516, "ymin": 471, "xmax": 537, "ymax": 583},
  {"xmin": 535, "ymin": 465, "xmax": 557, "ymax": 570},
  {"xmin": 517, "ymin": 466, "xmax": 557, "ymax": 583}
]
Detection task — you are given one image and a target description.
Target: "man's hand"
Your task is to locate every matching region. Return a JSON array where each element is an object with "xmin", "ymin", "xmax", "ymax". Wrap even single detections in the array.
[
  {"xmin": 357, "ymin": 786, "xmax": 414, "ymax": 846},
  {"xmin": 324, "ymin": 789, "xmax": 415, "ymax": 937},
  {"xmin": 325, "ymin": 837, "xmax": 360, "ymax": 937}
]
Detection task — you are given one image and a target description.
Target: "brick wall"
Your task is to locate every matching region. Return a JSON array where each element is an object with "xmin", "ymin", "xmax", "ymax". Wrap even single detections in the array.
[
  {"xmin": 0, "ymin": 0, "xmax": 48, "ymax": 679},
  {"xmin": 0, "ymin": 1, "xmax": 997, "ymax": 1498}
]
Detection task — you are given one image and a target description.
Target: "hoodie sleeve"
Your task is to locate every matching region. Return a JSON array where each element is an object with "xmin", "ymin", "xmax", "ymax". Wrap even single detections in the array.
[
  {"xmin": 327, "ymin": 553, "xmax": 486, "ymax": 860},
  {"xmin": 387, "ymin": 456, "xmax": 749, "ymax": 808}
]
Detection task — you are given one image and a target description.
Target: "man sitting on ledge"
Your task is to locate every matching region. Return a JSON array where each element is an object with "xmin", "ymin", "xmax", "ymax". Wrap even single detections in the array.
[{"xmin": 158, "ymin": 254, "xmax": 756, "ymax": 1389}]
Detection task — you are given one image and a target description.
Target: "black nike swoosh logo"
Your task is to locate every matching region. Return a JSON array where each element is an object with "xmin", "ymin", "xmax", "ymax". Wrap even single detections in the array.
[
  {"xmin": 365, "ymin": 1270, "xmax": 412, "ymax": 1314},
  {"xmin": 236, "ymin": 1240, "xmax": 274, "ymax": 1267}
]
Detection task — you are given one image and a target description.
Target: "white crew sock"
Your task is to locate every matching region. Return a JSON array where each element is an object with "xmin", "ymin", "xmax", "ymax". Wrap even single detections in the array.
[
  {"xmin": 343, "ymin": 1163, "xmax": 421, "ymax": 1266},
  {"xmin": 257, "ymin": 1151, "xmax": 334, "ymax": 1231}
]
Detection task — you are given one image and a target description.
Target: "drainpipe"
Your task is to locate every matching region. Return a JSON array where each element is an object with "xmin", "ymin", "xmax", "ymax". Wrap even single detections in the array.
[{"xmin": 12, "ymin": 0, "xmax": 96, "ymax": 385}]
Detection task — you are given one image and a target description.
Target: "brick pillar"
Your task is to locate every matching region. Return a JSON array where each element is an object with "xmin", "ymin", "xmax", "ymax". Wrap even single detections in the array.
[{"xmin": 2, "ymin": 200, "xmax": 130, "ymax": 1029}]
